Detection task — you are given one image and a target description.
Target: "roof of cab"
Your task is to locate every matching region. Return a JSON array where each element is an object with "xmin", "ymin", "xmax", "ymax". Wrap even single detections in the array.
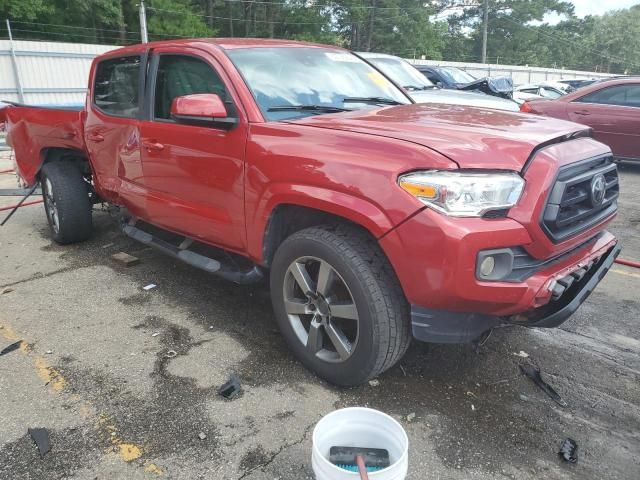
[{"xmin": 103, "ymin": 38, "xmax": 346, "ymax": 57}]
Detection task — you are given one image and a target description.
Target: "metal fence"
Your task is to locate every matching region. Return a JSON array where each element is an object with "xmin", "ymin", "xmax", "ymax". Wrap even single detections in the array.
[
  {"xmin": 0, "ymin": 39, "xmax": 116, "ymax": 105},
  {"xmin": 0, "ymin": 39, "xmax": 619, "ymax": 106},
  {"xmin": 407, "ymin": 59, "xmax": 616, "ymax": 84}
]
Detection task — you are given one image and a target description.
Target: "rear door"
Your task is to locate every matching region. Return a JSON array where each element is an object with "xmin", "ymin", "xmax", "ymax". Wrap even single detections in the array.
[
  {"xmin": 137, "ymin": 47, "xmax": 248, "ymax": 250},
  {"xmin": 85, "ymin": 52, "xmax": 145, "ymax": 202},
  {"xmin": 568, "ymin": 83, "xmax": 640, "ymax": 160}
]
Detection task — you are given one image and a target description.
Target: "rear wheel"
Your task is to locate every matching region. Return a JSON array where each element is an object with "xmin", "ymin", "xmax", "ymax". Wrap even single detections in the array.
[
  {"xmin": 40, "ymin": 162, "xmax": 93, "ymax": 244},
  {"xmin": 270, "ymin": 225, "xmax": 411, "ymax": 386}
]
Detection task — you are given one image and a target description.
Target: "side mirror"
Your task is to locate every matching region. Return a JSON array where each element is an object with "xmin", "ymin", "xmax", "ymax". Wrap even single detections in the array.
[{"xmin": 170, "ymin": 93, "xmax": 236, "ymax": 128}]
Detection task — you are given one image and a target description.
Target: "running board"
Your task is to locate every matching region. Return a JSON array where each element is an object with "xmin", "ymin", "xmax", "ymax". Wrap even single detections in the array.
[{"xmin": 120, "ymin": 222, "xmax": 263, "ymax": 285}]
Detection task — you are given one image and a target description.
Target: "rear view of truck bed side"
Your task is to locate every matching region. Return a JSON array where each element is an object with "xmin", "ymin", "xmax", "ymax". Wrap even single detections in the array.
[{"xmin": 2, "ymin": 104, "xmax": 86, "ymax": 185}]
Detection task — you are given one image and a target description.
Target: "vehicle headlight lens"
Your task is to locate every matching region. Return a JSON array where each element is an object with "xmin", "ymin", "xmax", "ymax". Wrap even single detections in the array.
[{"xmin": 398, "ymin": 170, "xmax": 525, "ymax": 217}]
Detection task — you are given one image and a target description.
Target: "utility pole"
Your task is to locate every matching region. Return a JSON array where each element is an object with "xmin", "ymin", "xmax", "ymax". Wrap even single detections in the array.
[
  {"xmin": 482, "ymin": 0, "xmax": 488, "ymax": 64},
  {"xmin": 139, "ymin": 1, "xmax": 148, "ymax": 43},
  {"xmin": 6, "ymin": 19, "xmax": 25, "ymax": 103}
]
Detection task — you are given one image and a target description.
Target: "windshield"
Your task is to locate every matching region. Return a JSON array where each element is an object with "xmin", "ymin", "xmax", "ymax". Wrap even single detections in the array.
[
  {"xmin": 540, "ymin": 87, "xmax": 563, "ymax": 99},
  {"xmin": 364, "ymin": 56, "xmax": 435, "ymax": 90},
  {"xmin": 227, "ymin": 47, "xmax": 410, "ymax": 121},
  {"xmin": 438, "ymin": 67, "xmax": 475, "ymax": 85}
]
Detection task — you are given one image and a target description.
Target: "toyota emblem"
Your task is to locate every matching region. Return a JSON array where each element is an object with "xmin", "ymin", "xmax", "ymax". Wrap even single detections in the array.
[{"xmin": 590, "ymin": 174, "xmax": 606, "ymax": 206}]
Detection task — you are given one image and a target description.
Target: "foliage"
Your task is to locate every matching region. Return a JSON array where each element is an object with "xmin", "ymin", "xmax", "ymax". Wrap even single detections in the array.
[{"xmin": 0, "ymin": 0, "xmax": 639, "ymax": 74}]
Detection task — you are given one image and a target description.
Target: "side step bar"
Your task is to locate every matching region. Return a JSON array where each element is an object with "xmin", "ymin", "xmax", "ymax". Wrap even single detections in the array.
[{"xmin": 121, "ymin": 222, "xmax": 263, "ymax": 285}]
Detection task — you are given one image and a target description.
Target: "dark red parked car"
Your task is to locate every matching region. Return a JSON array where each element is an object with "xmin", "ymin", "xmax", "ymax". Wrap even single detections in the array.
[{"xmin": 521, "ymin": 77, "xmax": 640, "ymax": 162}]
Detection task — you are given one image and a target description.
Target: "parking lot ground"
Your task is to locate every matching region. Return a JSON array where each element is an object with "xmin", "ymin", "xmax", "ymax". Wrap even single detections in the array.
[{"xmin": 1, "ymin": 150, "xmax": 639, "ymax": 480}]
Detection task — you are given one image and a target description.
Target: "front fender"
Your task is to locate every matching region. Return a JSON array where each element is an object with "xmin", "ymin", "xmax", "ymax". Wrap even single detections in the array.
[{"xmin": 246, "ymin": 182, "xmax": 402, "ymax": 263}]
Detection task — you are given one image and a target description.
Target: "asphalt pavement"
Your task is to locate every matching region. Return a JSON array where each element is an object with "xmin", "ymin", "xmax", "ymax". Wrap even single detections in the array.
[{"xmin": 1, "ymin": 150, "xmax": 639, "ymax": 479}]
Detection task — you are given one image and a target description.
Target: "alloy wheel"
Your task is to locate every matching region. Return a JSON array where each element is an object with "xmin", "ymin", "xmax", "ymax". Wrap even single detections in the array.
[{"xmin": 283, "ymin": 256, "xmax": 360, "ymax": 363}]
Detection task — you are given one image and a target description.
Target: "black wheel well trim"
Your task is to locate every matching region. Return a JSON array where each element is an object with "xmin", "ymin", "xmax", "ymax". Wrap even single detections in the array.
[{"xmin": 262, "ymin": 204, "xmax": 378, "ymax": 268}]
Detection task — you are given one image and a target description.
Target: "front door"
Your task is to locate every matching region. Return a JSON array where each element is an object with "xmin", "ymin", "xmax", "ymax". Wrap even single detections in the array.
[
  {"xmin": 138, "ymin": 48, "xmax": 248, "ymax": 251},
  {"xmin": 568, "ymin": 83, "xmax": 640, "ymax": 160}
]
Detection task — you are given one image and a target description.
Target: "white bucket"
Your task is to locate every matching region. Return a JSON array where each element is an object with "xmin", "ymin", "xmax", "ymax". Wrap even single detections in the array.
[{"xmin": 312, "ymin": 407, "xmax": 409, "ymax": 480}]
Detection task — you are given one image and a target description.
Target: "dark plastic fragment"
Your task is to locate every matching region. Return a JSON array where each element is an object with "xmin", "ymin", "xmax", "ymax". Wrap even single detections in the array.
[
  {"xmin": 558, "ymin": 438, "xmax": 578, "ymax": 463},
  {"xmin": 519, "ymin": 364, "xmax": 568, "ymax": 407},
  {"xmin": 0, "ymin": 340, "xmax": 22, "ymax": 357},
  {"xmin": 218, "ymin": 373, "xmax": 242, "ymax": 399},
  {"xmin": 28, "ymin": 427, "xmax": 51, "ymax": 458}
]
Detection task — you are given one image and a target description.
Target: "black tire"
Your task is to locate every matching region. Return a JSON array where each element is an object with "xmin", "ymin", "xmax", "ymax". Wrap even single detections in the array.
[
  {"xmin": 40, "ymin": 162, "xmax": 93, "ymax": 244},
  {"xmin": 270, "ymin": 225, "xmax": 411, "ymax": 386}
]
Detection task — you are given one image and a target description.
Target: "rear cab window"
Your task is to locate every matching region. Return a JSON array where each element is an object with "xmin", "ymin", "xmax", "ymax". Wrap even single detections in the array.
[{"xmin": 93, "ymin": 56, "xmax": 142, "ymax": 118}]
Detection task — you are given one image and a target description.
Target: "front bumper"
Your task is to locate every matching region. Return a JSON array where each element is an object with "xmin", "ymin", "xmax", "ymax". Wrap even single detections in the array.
[{"xmin": 410, "ymin": 242, "xmax": 620, "ymax": 343}]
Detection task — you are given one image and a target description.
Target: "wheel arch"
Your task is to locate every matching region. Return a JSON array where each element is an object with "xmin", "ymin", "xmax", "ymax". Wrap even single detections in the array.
[
  {"xmin": 256, "ymin": 186, "xmax": 398, "ymax": 271},
  {"xmin": 39, "ymin": 147, "xmax": 92, "ymax": 179}
]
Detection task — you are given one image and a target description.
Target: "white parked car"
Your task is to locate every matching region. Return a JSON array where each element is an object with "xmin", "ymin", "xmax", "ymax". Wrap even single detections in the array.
[
  {"xmin": 513, "ymin": 82, "xmax": 567, "ymax": 104},
  {"xmin": 359, "ymin": 52, "xmax": 520, "ymax": 112}
]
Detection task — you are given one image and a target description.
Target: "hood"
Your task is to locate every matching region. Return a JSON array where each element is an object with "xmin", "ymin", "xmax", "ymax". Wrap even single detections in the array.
[
  {"xmin": 286, "ymin": 103, "xmax": 589, "ymax": 170},
  {"xmin": 410, "ymin": 88, "xmax": 519, "ymax": 112}
]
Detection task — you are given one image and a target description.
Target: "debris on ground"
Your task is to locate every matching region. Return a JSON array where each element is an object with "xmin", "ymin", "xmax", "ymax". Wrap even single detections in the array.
[
  {"xmin": 142, "ymin": 284, "xmax": 157, "ymax": 291},
  {"xmin": 198, "ymin": 432, "xmax": 207, "ymax": 440},
  {"xmin": 514, "ymin": 351, "xmax": 529, "ymax": 358},
  {"xmin": 163, "ymin": 350, "xmax": 177, "ymax": 359},
  {"xmin": 368, "ymin": 379, "xmax": 380, "ymax": 387},
  {"xmin": 151, "ymin": 332, "xmax": 160, "ymax": 337},
  {"xmin": 218, "ymin": 373, "xmax": 242, "ymax": 400},
  {"xmin": 471, "ymin": 404, "xmax": 476, "ymax": 411},
  {"xmin": 0, "ymin": 340, "xmax": 22, "ymax": 357},
  {"xmin": 406, "ymin": 412, "xmax": 416, "ymax": 422},
  {"xmin": 1, "ymin": 286, "xmax": 14, "ymax": 295},
  {"xmin": 28, "ymin": 427, "xmax": 51, "ymax": 458},
  {"xmin": 558, "ymin": 438, "xmax": 578, "ymax": 463},
  {"xmin": 45, "ymin": 350, "xmax": 53, "ymax": 355},
  {"xmin": 101, "ymin": 242, "xmax": 115, "ymax": 249},
  {"xmin": 519, "ymin": 364, "xmax": 568, "ymax": 407},
  {"xmin": 111, "ymin": 252, "xmax": 140, "ymax": 267}
]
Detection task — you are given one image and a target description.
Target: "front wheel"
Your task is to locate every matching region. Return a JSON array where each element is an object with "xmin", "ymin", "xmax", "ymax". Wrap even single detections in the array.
[
  {"xmin": 40, "ymin": 162, "xmax": 93, "ymax": 244},
  {"xmin": 270, "ymin": 226, "xmax": 411, "ymax": 386}
]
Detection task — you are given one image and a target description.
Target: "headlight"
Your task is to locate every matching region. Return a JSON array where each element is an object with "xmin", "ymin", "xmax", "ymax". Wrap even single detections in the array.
[{"xmin": 398, "ymin": 170, "xmax": 525, "ymax": 217}]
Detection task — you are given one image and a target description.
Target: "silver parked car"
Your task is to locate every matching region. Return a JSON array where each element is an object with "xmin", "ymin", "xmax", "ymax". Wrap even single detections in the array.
[{"xmin": 358, "ymin": 52, "xmax": 519, "ymax": 112}]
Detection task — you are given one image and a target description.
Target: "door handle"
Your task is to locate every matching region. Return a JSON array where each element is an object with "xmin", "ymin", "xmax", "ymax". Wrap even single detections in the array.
[
  {"xmin": 574, "ymin": 110, "xmax": 591, "ymax": 116},
  {"xmin": 142, "ymin": 140, "xmax": 165, "ymax": 152},
  {"xmin": 87, "ymin": 132, "xmax": 104, "ymax": 142}
]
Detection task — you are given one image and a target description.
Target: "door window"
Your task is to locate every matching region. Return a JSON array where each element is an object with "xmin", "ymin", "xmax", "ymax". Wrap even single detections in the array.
[
  {"xmin": 153, "ymin": 55, "xmax": 229, "ymax": 120},
  {"xmin": 93, "ymin": 56, "xmax": 141, "ymax": 117},
  {"xmin": 576, "ymin": 84, "xmax": 640, "ymax": 107}
]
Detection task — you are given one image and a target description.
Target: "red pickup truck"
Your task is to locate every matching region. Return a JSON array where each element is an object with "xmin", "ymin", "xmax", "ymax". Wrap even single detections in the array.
[{"xmin": 1, "ymin": 39, "xmax": 620, "ymax": 386}]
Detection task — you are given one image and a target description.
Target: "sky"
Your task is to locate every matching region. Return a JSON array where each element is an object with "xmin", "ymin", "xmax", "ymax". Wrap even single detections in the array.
[{"xmin": 569, "ymin": 0, "xmax": 639, "ymax": 17}]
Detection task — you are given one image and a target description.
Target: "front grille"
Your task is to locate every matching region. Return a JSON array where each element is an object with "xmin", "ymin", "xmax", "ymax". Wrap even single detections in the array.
[{"xmin": 541, "ymin": 155, "xmax": 618, "ymax": 243}]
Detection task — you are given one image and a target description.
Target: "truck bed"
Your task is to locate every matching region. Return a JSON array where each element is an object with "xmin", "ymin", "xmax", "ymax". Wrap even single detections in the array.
[{"xmin": 1, "ymin": 103, "xmax": 86, "ymax": 186}]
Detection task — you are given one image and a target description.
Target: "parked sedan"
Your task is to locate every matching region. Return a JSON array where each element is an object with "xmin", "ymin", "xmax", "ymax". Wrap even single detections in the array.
[
  {"xmin": 416, "ymin": 65, "xmax": 477, "ymax": 89},
  {"xmin": 512, "ymin": 82, "xmax": 567, "ymax": 105},
  {"xmin": 359, "ymin": 53, "xmax": 519, "ymax": 112},
  {"xmin": 521, "ymin": 77, "xmax": 640, "ymax": 161}
]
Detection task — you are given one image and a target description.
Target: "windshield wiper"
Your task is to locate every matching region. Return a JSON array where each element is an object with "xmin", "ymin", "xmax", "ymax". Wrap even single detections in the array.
[
  {"xmin": 342, "ymin": 96, "xmax": 403, "ymax": 105},
  {"xmin": 267, "ymin": 104, "xmax": 351, "ymax": 113}
]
